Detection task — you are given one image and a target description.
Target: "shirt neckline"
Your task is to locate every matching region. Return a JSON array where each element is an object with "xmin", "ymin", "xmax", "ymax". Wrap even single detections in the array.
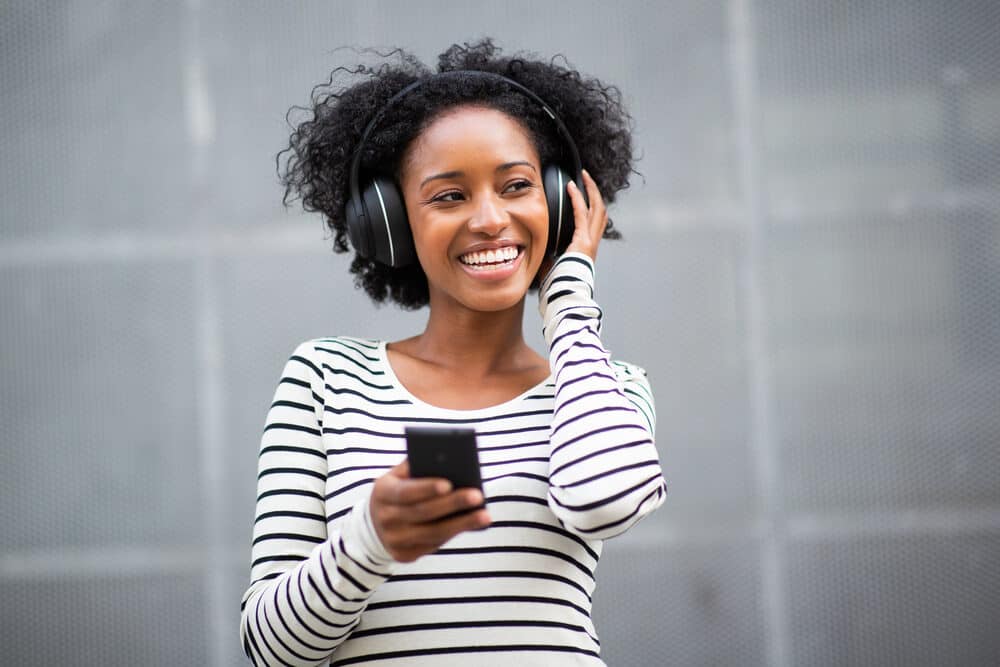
[{"xmin": 376, "ymin": 340, "xmax": 554, "ymax": 417}]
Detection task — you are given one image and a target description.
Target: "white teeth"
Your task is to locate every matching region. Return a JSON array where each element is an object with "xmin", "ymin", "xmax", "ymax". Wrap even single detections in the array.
[{"xmin": 460, "ymin": 247, "xmax": 520, "ymax": 266}]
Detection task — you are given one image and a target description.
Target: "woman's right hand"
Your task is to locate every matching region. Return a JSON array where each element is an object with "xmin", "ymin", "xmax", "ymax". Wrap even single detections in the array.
[{"xmin": 370, "ymin": 460, "xmax": 491, "ymax": 562}]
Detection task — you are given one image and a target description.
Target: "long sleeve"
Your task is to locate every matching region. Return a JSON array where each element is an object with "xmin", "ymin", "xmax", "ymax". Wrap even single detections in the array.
[
  {"xmin": 539, "ymin": 252, "xmax": 667, "ymax": 540},
  {"xmin": 240, "ymin": 342, "xmax": 399, "ymax": 666}
]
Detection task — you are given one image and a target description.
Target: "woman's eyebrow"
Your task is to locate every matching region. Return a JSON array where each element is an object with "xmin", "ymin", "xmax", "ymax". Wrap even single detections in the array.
[
  {"xmin": 497, "ymin": 161, "xmax": 537, "ymax": 173},
  {"xmin": 420, "ymin": 170, "xmax": 463, "ymax": 188},
  {"xmin": 419, "ymin": 161, "xmax": 536, "ymax": 188}
]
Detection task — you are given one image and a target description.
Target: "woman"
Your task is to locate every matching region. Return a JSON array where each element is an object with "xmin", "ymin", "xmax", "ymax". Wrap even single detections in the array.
[{"xmin": 241, "ymin": 39, "xmax": 666, "ymax": 666}]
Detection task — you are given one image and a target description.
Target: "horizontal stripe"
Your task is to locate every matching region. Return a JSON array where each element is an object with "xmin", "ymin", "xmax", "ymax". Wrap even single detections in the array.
[
  {"xmin": 315, "ymin": 339, "xmax": 380, "ymax": 362},
  {"xmin": 258, "ymin": 466, "xmax": 326, "ymax": 481},
  {"xmin": 260, "ymin": 444, "xmax": 326, "ymax": 459},
  {"xmin": 487, "ymin": 521, "xmax": 599, "ymax": 560},
  {"xmin": 550, "ymin": 405, "xmax": 636, "ymax": 438},
  {"xmin": 288, "ymin": 355, "xmax": 322, "ymax": 380},
  {"xmin": 252, "ymin": 554, "xmax": 308, "ymax": 568},
  {"xmin": 552, "ymin": 473, "xmax": 665, "ymax": 512},
  {"xmin": 332, "ymin": 643, "xmax": 600, "ymax": 666},
  {"xmin": 314, "ymin": 346, "xmax": 386, "ymax": 373},
  {"xmin": 571, "ymin": 486, "xmax": 665, "ymax": 534},
  {"xmin": 558, "ymin": 370, "xmax": 617, "ymax": 392},
  {"xmin": 551, "ymin": 254, "xmax": 594, "ymax": 275},
  {"xmin": 252, "ymin": 532, "xmax": 325, "ymax": 547},
  {"xmin": 254, "ymin": 510, "xmax": 326, "ymax": 525},
  {"xmin": 256, "ymin": 488, "xmax": 323, "ymax": 503},
  {"xmin": 546, "ymin": 273, "xmax": 594, "ymax": 296},
  {"xmin": 269, "ymin": 399, "xmax": 314, "ymax": 412},
  {"xmin": 559, "ymin": 459, "xmax": 662, "ymax": 489},
  {"xmin": 349, "ymin": 618, "xmax": 593, "ymax": 640},
  {"xmin": 277, "ymin": 377, "xmax": 325, "ymax": 405},
  {"xmin": 551, "ymin": 427, "xmax": 648, "ymax": 461},
  {"xmin": 387, "ymin": 569, "xmax": 591, "ymax": 599},
  {"xmin": 326, "ymin": 477, "xmax": 376, "ymax": 498},
  {"xmin": 549, "ymin": 323, "xmax": 596, "ymax": 349},
  {"xmin": 546, "ymin": 288, "xmax": 576, "ymax": 303},
  {"xmin": 480, "ymin": 471, "xmax": 548, "ymax": 485},
  {"xmin": 435, "ymin": 545, "xmax": 595, "ymax": 578},
  {"xmin": 323, "ymin": 404, "xmax": 552, "ymax": 424},
  {"xmin": 553, "ymin": 340, "xmax": 607, "ymax": 366},
  {"xmin": 485, "ymin": 494, "xmax": 549, "ymax": 506},
  {"xmin": 481, "ymin": 456, "xmax": 549, "ymax": 469},
  {"xmin": 365, "ymin": 594, "xmax": 590, "ymax": 617},
  {"xmin": 321, "ymin": 365, "xmax": 393, "ymax": 390},
  {"xmin": 327, "ymin": 464, "xmax": 392, "ymax": 479},
  {"xmin": 324, "ymin": 384, "xmax": 411, "ymax": 405},
  {"xmin": 316, "ymin": 336, "xmax": 379, "ymax": 350}
]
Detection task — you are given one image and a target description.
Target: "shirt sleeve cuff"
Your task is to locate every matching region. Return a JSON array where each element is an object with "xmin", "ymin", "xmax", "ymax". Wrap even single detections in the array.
[{"xmin": 345, "ymin": 495, "xmax": 398, "ymax": 570}]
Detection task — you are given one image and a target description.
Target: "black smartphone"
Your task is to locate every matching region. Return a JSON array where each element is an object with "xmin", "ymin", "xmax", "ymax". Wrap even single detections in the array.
[{"xmin": 404, "ymin": 426, "xmax": 483, "ymax": 492}]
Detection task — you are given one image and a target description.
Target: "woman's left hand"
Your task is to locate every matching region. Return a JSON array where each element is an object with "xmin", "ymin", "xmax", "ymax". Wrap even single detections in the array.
[{"xmin": 563, "ymin": 169, "xmax": 608, "ymax": 262}]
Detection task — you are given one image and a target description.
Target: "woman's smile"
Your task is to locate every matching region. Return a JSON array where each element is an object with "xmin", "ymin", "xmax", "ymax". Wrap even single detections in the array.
[{"xmin": 457, "ymin": 243, "xmax": 526, "ymax": 280}]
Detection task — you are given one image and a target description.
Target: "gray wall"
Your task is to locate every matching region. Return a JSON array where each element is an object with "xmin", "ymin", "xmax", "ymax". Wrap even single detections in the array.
[{"xmin": 2, "ymin": 1, "xmax": 999, "ymax": 665}]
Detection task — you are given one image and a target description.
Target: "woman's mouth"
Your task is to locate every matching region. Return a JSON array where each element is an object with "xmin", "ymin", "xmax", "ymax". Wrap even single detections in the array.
[
  {"xmin": 456, "ymin": 245, "xmax": 525, "ymax": 281},
  {"xmin": 458, "ymin": 246, "xmax": 522, "ymax": 271}
]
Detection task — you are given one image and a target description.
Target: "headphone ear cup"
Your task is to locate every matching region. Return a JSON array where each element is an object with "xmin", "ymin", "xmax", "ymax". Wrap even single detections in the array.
[
  {"xmin": 543, "ymin": 164, "xmax": 576, "ymax": 257},
  {"xmin": 345, "ymin": 191, "xmax": 371, "ymax": 258},
  {"xmin": 358, "ymin": 175, "xmax": 417, "ymax": 268}
]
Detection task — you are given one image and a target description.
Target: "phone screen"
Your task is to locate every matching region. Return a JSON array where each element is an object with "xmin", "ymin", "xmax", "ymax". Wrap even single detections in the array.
[{"xmin": 404, "ymin": 426, "xmax": 483, "ymax": 491}]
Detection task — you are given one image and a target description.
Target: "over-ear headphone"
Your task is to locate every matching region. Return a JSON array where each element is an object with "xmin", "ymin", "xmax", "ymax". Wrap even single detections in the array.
[{"xmin": 345, "ymin": 70, "xmax": 587, "ymax": 268}]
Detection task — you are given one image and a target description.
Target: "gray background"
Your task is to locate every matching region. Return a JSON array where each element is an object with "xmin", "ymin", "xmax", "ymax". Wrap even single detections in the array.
[{"xmin": 2, "ymin": 1, "xmax": 999, "ymax": 665}]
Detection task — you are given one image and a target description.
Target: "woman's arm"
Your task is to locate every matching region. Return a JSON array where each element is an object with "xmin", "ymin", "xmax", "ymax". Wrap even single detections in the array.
[
  {"xmin": 240, "ymin": 342, "xmax": 398, "ymax": 667},
  {"xmin": 540, "ymin": 252, "xmax": 667, "ymax": 540}
]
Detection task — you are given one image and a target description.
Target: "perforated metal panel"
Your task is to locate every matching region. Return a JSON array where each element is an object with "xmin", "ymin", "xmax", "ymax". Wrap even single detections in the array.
[
  {"xmin": 0, "ymin": 575, "xmax": 208, "ymax": 664},
  {"xmin": 593, "ymin": 541, "xmax": 766, "ymax": 666},
  {"xmin": 2, "ymin": 1, "xmax": 998, "ymax": 666}
]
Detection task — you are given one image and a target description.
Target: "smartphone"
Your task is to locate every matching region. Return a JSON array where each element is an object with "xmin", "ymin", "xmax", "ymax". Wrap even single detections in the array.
[{"xmin": 404, "ymin": 426, "xmax": 483, "ymax": 492}]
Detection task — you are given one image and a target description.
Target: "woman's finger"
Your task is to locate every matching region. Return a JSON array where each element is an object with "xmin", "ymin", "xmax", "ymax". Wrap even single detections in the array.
[
  {"xmin": 385, "ymin": 477, "xmax": 452, "ymax": 505},
  {"xmin": 565, "ymin": 172, "xmax": 607, "ymax": 261},
  {"xmin": 581, "ymin": 170, "xmax": 608, "ymax": 237},
  {"xmin": 373, "ymin": 461, "xmax": 450, "ymax": 506},
  {"xmin": 567, "ymin": 179, "xmax": 589, "ymax": 228},
  {"xmin": 405, "ymin": 488, "xmax": 485, "ymax": 523}
]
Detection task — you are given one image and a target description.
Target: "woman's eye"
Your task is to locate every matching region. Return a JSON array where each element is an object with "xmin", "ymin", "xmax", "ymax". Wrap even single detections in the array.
[
  {"xmin": 431, "ymin": 191, "xmax": 464, "ymax": 203},
  {"xmin": 503, "ymin": 179, "xmax": 533, "ymax": 194}
]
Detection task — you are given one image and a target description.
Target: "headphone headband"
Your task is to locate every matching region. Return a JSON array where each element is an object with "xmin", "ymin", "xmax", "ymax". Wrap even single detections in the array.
[{"xmin": 347, "ymin": 70, "xmax": 585, "ymax": 214}]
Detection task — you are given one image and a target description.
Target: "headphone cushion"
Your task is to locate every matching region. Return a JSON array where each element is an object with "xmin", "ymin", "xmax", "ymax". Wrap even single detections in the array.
[
  {"xmin": 345, "ymin": 192, "xmax": 370, "ymax": 259},
  {"xmin": 543, "ymin": 164, "xmax": 576, "ymax": 257},
  {"xmin": 359, "ymin": 175, "xmax": 416, "ymax": 268}
]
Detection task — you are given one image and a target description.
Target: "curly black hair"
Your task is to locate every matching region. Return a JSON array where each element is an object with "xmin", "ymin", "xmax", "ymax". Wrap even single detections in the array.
[{"xmin": 278, "ymin": 38, "xmax": 636, "ymax": 309}]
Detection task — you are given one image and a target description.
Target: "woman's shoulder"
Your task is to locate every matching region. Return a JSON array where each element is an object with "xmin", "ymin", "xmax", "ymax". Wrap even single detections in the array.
[{"xmin": 288, "ymin": 336, "xmax": 383, "ymax": 366}]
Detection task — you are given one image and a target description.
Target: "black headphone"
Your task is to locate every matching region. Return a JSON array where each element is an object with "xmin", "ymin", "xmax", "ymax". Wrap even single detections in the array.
[{"xmin": 345, "ymin": 70, "xmax": 587, "ymax": 268}]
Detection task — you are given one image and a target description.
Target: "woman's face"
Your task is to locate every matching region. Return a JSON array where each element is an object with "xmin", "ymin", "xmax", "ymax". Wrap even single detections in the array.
[{"xmin": 399, "ymin": 105, "xmax": 549, "ymax": 315}]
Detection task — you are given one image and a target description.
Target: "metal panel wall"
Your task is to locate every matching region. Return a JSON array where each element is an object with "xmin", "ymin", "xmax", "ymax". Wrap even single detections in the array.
[{"xmin": 2, "ymin": 1, "xmax": 998, "ymax": 665}]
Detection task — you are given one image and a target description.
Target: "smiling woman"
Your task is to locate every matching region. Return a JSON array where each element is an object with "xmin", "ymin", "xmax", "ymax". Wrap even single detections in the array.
[{"xmin": 240, "ymin": 39, "xmax": 667, "ymax": 666}]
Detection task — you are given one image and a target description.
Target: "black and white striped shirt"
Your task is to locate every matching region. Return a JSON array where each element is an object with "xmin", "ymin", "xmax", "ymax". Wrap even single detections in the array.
[{"xmin": 241, "ymin": 253, "xmax": 666, "ymax": 666}]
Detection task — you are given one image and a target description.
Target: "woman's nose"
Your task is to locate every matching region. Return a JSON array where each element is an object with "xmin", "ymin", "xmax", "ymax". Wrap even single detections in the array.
[{"xmin": 467, "ymin": 194, "xmax": 509, "ymax": 235}]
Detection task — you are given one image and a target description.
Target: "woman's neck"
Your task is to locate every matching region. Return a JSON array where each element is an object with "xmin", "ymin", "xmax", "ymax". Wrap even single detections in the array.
[{"xmin": 405, "ymin": 298, "xmax": 542, "ymax": 377}]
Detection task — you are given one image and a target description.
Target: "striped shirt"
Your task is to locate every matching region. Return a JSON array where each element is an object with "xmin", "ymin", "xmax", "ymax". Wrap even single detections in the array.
[{"xmin": 240, "ymin": 252, "xmax": 667, "ymax": 666}]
